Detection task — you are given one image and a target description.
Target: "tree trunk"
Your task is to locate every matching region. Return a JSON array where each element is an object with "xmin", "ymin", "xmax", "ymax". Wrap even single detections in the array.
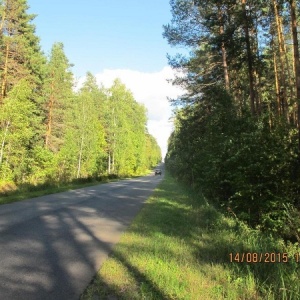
[
  {"xmin": 0, "ymin": 120, "xmax": 9, "ymax": 165},
  {"xmin": 241, "ymin": 0, "xmax": 256, "ymax": 115},
  {"xmin": 76, "ymin": 135, "xmax": 84, "ymax": 179},
  {"xmin": 273, "ymin": 48, "xmax": 281, "ymax": 116},
  {"xmin": 289, "ymin": 0, "xmax": 300, "ymax": 154},
  {"xmin": 0, "ymin": 9, "xmax": 6, "ymax": 32},
  {"xmin": 0, "ymin": 43, "xmax": 10, "ymax": 102},
  {"xmin": 273, "ymin": 0, "xmax": 289, "ymax": 121},
  {"xmin": 218, "ymin": 6, "xmax": 230, "ymax": 91},
  {"xmin": 108, "ymin": 152, "xmax": 111, "ymax": 174},
  {"xmin": 45, "ymin": 72, "xmax": 56, "ymax": 149},
  {"xmin": 251, "ymin": 8, "xmax": 262, "ymax": 115},
  {"xmin": 76, "ymin": 96, "xmax": 87, "ymax": 178},
  {"xmin": 278, "ymin": 6, "xmax": 294, "ymax": 108},
  {"xmin": 0, "ymin": 6, "xmax": 6, "ymax": 104},
  {"xmin": 45, "ymin": 89, "xmax": 55, "ymax": 148}
]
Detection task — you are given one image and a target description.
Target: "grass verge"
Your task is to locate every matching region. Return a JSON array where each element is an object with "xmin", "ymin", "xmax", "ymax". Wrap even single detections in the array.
[
  {"xmin": 80, "ymin": 172, "xmax": 300, "ymax": 300},
  {"xmin": 0, "ymin": 171, "xmax": 152, "ymax": 205}
]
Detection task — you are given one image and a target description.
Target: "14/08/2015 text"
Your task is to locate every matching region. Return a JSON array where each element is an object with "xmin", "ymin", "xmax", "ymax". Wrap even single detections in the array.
[{"xmin": 228, "ymin": 252, "xmax": 300, "ymax": 263}]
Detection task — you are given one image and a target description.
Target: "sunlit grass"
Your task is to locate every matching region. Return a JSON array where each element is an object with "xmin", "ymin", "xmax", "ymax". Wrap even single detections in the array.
[
  {"xmin": 0, "ymin": 169, "xmax": 153, "ymax": 205},
  {"xmin": 78, "ymin": 174, "xmax": 271, "ymax": 299},
  {"xmin": 0, "ymin": 181, "xmax": 98, "ymax": 205},
  {"xmin": 81, "ymin": 172, "xmax": 300, "ymax": 299}
]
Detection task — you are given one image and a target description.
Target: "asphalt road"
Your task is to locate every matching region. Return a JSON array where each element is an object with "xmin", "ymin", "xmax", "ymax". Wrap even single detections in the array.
[{"xmin": 0, "ymin": 169, "xmax": 164, "ymax": 300}]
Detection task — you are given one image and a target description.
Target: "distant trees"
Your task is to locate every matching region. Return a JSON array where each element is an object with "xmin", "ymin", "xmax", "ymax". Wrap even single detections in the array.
[
  {"xmin": 0, "ymin": 0, "xmax": 161, "ymax": 188},
  {"xmin": 106, "ymin": 79, "xmax": 149, "ymax": 175},
  {"xmin": 164, "ymin": 0, "xmax": 300, "ymax": 239},
  {"xmin": 72, "ymin": 73, "xmax": 106, "ymax": 179}
]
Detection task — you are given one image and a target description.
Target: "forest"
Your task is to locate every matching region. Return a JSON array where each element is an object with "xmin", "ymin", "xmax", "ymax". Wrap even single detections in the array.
[
  {"xmin": 164, "ymin": 0, "xmax": 300, "ymax": 241},
  {"xmin": 0, "ymin": 0, "xmax": 161, "ymax": 193}
]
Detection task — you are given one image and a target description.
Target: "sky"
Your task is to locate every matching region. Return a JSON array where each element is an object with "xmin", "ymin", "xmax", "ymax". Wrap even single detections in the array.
[{"xmin": 28, "ymin": 0, "xmax": 186, "ymax": 159}]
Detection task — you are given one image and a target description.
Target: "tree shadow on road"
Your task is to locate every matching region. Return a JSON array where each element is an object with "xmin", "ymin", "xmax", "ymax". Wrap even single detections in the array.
[{"xmin": 0, "ymin": 176, "xmax": 160, "ymax": 300}]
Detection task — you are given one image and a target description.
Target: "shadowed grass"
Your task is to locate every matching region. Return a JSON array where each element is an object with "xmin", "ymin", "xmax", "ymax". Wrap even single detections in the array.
[{"xmin": 81, "ymin": 172, "xmax": 300, "ymax": 300}]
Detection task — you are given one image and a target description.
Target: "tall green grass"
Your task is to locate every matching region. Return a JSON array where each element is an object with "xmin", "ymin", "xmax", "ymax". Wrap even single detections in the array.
[
  {"xmin": 0, "ymin": 171, "xmax": 152, "ymax": 205},
  {"xmin": 81, "ymin": 173, "xmax": 300, "ymax": 300}
]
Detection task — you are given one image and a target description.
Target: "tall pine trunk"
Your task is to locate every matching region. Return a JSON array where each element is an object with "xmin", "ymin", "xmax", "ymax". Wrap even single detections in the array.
[
  {"xmin": 0, "ymin": 43, "xmax": 9, "ymax": 101},
  {"xmin": 273, "ymin": 0, "xmax": 290, "ymax": 121},
  {"xmin": 273, "ymin": 43, "xmax": 281, "ymax": 116},
  {"xmin": 242, "ymin": 0, "xmax": 256, "ymax": 115},
  {"xmin": 218, "ymin": 6, "xmax": 230, "ymax": 91},
  {"xmin": 289, "ymin": 0, "xmax": 300, "ymax": 154}
]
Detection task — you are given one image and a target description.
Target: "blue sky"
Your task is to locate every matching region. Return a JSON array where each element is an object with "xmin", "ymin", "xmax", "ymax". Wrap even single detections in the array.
[
  {"xmin": 28, "ymin": 0, "xmax": 180, "ymax": 78},
  {"xmin": 28, "ymin": 0, "xmax": 186, "ymax": 159}
]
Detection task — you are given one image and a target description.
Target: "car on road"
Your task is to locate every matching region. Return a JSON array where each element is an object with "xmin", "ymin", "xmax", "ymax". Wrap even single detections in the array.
[{"xmin": 155, "ymin": 169, "xmax": 162, "ymax": 175}]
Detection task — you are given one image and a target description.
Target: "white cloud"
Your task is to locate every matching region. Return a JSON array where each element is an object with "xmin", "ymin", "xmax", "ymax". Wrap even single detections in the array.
[{"xmin": 78, "ymin": 66, "xmax": 185, "ymax": 159}]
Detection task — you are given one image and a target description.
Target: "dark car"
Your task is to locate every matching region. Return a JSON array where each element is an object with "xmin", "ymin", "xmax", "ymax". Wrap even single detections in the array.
[{"xmin": 155, "ymin": 169, "xmax": 162, "ymax": 175}]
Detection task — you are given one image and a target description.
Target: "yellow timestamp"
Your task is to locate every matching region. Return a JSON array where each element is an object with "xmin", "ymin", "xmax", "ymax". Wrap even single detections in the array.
[{"xmin": 229, "ymin": 252, "xmax": 289, "ymax": 263}]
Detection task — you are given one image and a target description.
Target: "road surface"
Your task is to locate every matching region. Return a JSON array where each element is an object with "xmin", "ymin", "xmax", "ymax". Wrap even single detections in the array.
[{"xmin": 0, "ymin": 171, "xmax": 164, "ymax": 300}]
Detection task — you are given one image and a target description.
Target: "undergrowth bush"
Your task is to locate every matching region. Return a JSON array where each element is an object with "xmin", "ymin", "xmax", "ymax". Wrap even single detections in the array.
[
  {"xmin": 0, "ymin": 180, "xmax": 17, "ymax": 195},
  {"xmin": 166, "ymin": 87, "xmax": 300, "ymax": 242}
]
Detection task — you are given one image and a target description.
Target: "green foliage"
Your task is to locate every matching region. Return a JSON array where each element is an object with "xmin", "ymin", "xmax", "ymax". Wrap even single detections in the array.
[
  {"xmin": 164, "ymin": 0, "xmax": 300, "ymax": 241},
  {"xmin": 0, "ymin": 1, "xmax": 161, "ymax": 192},
  {"xmin": 0, "ymin": 80, "xmax": 38, "ymax": 182},
  {"xmin": 72, "ymin": 73, "xmax": 107, "ymax": 178},
  {"xmin": 0, "ymin": 0, "xmax": 46, "ymax": 96},
  {"xmin": 104, "ymin": 79, "xmax": 161, "ymax": 176},
  {"xmin": 43, "ymin": 42, "xmax": 74, "ymax": 152},
  {"xmin": 166, "ymin": 85, "xmax": 300, "ymax": 238}
]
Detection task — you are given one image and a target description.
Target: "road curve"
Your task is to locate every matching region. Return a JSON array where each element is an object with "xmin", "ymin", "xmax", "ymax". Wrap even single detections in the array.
[{"xmin": 0, "ymin": 171, "xmax": 164, "ymax": 300}]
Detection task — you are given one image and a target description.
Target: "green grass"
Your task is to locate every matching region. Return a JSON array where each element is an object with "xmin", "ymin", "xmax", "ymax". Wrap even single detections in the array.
[
  {"xmin": 0, "ymin": 170, "xmax": 152, "ymax": 205},
  {"xmin": 0, "ymin": 180, "xmax": 99, "ymax": 205},
  {"xmin": 80, "ymin": 172, "xmax": 300, "ymax": 300}
]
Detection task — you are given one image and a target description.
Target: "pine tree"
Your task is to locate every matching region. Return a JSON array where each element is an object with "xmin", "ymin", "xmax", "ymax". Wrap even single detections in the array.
[
  {"xmin": 0, "ymin": 0, "xmax": 46, "ymax": 184},
  {"xmin": 164, "ymin": 0, "xmax": 300, "ymax": 237},
  {"xmin": 0, "ymin": 0, "xmax": 45, "ymax": 102},
  {"xmin": 44, "ymin": 42, "xmax": 74, "ymax": 152}
]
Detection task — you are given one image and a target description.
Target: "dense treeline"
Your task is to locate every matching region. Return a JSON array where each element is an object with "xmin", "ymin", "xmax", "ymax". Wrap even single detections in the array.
[
  {"xmin": 164, "ymin": 0, "xmax": 300, "ymax": 240},
  {"xmin": 0, "ymin": 0, "xmax": 161, "ymax": 191}
]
